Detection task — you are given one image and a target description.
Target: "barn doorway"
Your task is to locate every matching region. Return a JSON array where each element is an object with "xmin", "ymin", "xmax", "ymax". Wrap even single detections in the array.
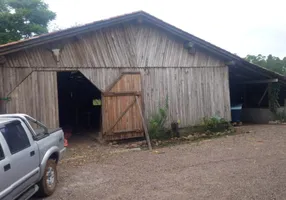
[{"xmin": 57, "ymin": 71, "xmax": 102, "ymax": 136}]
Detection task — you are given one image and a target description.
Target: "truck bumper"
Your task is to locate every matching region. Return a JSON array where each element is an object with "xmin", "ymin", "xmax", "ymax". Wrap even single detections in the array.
[{"xmin": 59, "ymin": 147, "xmax": 66, "ymax": 161}]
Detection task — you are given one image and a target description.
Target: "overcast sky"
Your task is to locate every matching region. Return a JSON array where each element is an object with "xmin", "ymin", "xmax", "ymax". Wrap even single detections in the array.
[{"xmin": 45, "ymin": 0, "xmax": 286, "ymax": 58}]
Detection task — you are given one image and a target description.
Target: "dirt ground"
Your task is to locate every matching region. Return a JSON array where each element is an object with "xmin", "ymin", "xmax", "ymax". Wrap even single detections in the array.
[{"xmin": 40, "ymin": 125, "xmax": 286, "ymax": 200}]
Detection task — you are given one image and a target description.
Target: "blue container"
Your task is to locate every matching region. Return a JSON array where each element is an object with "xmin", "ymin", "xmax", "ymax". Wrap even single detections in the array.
[{"xmin": 231, "ymin": 104, "xmax": 242, "ymax": 122}]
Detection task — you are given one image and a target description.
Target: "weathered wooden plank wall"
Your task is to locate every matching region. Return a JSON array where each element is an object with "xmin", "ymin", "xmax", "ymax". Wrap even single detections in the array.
[
  {"xmin": 4, "ymin": 71, "xmax": 59, "ymax": 128},
  {"xmin": 0, "ymin": 68, "xmax": 33, "ymax": 97},
  {"xmin": 0, "ymin": 23, "xmax": 230, "ymax": 128}
]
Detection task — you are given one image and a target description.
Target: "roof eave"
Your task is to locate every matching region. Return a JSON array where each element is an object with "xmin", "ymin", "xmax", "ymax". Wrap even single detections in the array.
[{"xmin": 0, "ymin": 12, "xmax": 144, "ymax": 56}]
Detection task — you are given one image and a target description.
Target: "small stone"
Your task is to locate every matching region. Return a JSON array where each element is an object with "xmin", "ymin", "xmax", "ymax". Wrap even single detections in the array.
[
  {"xmin": 136, "ymin": 141, "xmax": 147, "ymax": 146},
  {"xmin": 130, "ymin": 147, "xmax": 141, "ymax": 151},
  {"xmin": 245, "ymin": 130, "xmax": 253, "ymax": 133},
  {"xmin": 269, "ymin": 120, "xmax": 280, "ymax": 124},
  {"xmin": 187, "ymin": 135, "xmax": 194, "ymax": 140},
  {"xmin": 129, "ymin": 143, "xmax": 139, "ymax": 148},
  {"xmin": 153, "ymin": 150, "xmax": 165, "ymax": 154}
]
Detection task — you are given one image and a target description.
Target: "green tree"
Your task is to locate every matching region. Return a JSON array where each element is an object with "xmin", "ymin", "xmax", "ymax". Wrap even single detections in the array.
[
  {"xmin": 245, "ymin": 54, "xmax": 286, "ymax": 75},
  {"xmin": 0, "ymin": 0, "xmax": 56, "ymax": 44}
]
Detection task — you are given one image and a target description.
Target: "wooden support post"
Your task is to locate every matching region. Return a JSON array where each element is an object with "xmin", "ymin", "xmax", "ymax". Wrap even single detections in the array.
[
  {"xmin": 135, "ymin": 96, "xmax": 152, "ymax": 150},
  {"xmin": 284, "ymin": 99, "xmax": 286, "ymax": 117},
  {"xmin": 268, "ymin": 83, "xmax": 272, "ymax": 110},
  {"xmin": 258, "ymin": 86, "xmax": 268, "ymax": 106},
  {"xmin": 243, "ymin": 85, "xmax": 247, "ymax": 108}
]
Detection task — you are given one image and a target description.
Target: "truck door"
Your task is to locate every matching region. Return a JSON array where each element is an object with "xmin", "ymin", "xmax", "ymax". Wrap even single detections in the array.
[
  {"xmin": 0, "ymin": 139, "xmax": 12, "ymax": 200},
  {"xmin": 0, "ymin": 121, "xmax": 40, "ymax": 199}
]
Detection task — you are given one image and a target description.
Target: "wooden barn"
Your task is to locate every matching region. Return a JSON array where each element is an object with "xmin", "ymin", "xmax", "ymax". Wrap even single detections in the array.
[{"xmin": 0, "ymin": 11, "xmax": 285, "ymax": 140}]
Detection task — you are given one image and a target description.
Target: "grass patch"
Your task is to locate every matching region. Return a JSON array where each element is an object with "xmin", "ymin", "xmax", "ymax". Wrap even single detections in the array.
[
  {"xmin": 151, "ymin": 116, "xmax": 235, "ymax": 148},
  {"xmin": 151, "ymin": 128, "xmax": 236, "ymax": 148}
]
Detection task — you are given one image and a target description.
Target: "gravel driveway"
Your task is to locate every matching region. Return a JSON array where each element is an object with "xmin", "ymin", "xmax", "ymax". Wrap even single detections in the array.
[{"xmin": 42, "ymin": 125, "xmax": 286, "ymax": 200}]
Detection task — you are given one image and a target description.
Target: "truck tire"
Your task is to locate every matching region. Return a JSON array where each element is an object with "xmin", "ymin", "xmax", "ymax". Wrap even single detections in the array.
[{"xmin": 38, "ymin": 159, "xmax": 58, "ymax": 197}]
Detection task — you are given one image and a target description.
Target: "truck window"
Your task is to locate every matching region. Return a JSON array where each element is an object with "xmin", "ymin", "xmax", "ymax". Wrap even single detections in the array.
[
  {"xmin": 25, "ymin": 116, "xmax": 47, "ymax": 135},
  {"xmin": 0, "ymin": 144, "xmax": 4, "ymax": 160},
  {"xmin": 0, "ymin": 123, "xmax": 31, "ymax": 154}
]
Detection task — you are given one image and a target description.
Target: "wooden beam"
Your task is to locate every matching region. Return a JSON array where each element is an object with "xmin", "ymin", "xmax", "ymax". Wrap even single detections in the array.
[
  {"xmin": 240, "ymin": 79, "xmax": 278, "ymax": 85},
  {"xmin": 7, "ymin": 70, "xmax": 34, "ymax": 97},
  {"xmin": 135, "ymin": 96, "xmax": 152, "ymax": 150},
  {"xmin": 284, "ymin": 99, "xmax": 286, "ymax": 117},
  {"xmin": 243, "ymin": 85, "xmax": 247, "ymax": 108},
  {"xmin": 121, "ymin": 72, "xmax": 141, "ymax": 74},
  {"xmin": 258, "ymin": 86, "xmax": 268, "ymax": 106},
  {"xmin": 268, "ymin": 83, "xmax": 272, "ymax": 109},
  {"xmin": 103, "ymin": 92, "xmax": 141, "ymax": 97},
  {"xmin": 106, "ymin": 129, "xmax": 142, "ymax": 136}
]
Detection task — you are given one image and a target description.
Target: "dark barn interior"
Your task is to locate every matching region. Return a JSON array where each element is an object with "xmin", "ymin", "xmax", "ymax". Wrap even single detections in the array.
[
  {"xmin": 57, "ymin": 71, "xmax": 102, "ymax": 134},
  {"xmin": 229, "ymin": 66, "xmax": 286, "ymax": 109},
  {"xmin": 229, "ymin": 81, "xmax": 272, "ymax": 108},
  {"xmin": 228, "ymin": 63, "xmax": 286, "ymax": 123}
]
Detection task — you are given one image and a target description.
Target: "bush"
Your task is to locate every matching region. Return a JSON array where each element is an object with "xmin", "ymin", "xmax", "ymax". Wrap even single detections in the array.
[
  {"xmin": 275, "ymin": 111, "xmax": 286, "ymax": 122},
  {"xmin": 201, "ymin": 116, "xmax": 230, "ymax": 132},
  {"xmin": 149, "ymin": 97, "xmax": 169, "ymax": 139}
]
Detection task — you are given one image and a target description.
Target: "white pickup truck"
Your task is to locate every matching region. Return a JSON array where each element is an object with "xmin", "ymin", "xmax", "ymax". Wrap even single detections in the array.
[{"xmin": 0, "ymin": 114, "xmax": 65, "ymax": 200}]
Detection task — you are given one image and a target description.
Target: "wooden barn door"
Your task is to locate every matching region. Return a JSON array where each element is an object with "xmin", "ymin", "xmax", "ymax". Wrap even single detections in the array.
[{"xmin": 102, "ymin": 72, "xmax": 144, "ymax": 140}]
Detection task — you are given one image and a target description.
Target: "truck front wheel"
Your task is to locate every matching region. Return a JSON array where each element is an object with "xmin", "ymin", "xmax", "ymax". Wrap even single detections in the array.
[{"xmin": 38, "ymin": 159, "xmax": 58, "ymax": 196}]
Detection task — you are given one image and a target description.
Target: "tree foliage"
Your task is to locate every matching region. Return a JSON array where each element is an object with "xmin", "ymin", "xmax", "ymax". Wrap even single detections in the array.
[
  {"xmin": 245, "ymin": 54, "xmax": 286, "ymax": 75},
  {"xmin": 0, "ymin": 0, "xmax": 56, "ymax": 44}
]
